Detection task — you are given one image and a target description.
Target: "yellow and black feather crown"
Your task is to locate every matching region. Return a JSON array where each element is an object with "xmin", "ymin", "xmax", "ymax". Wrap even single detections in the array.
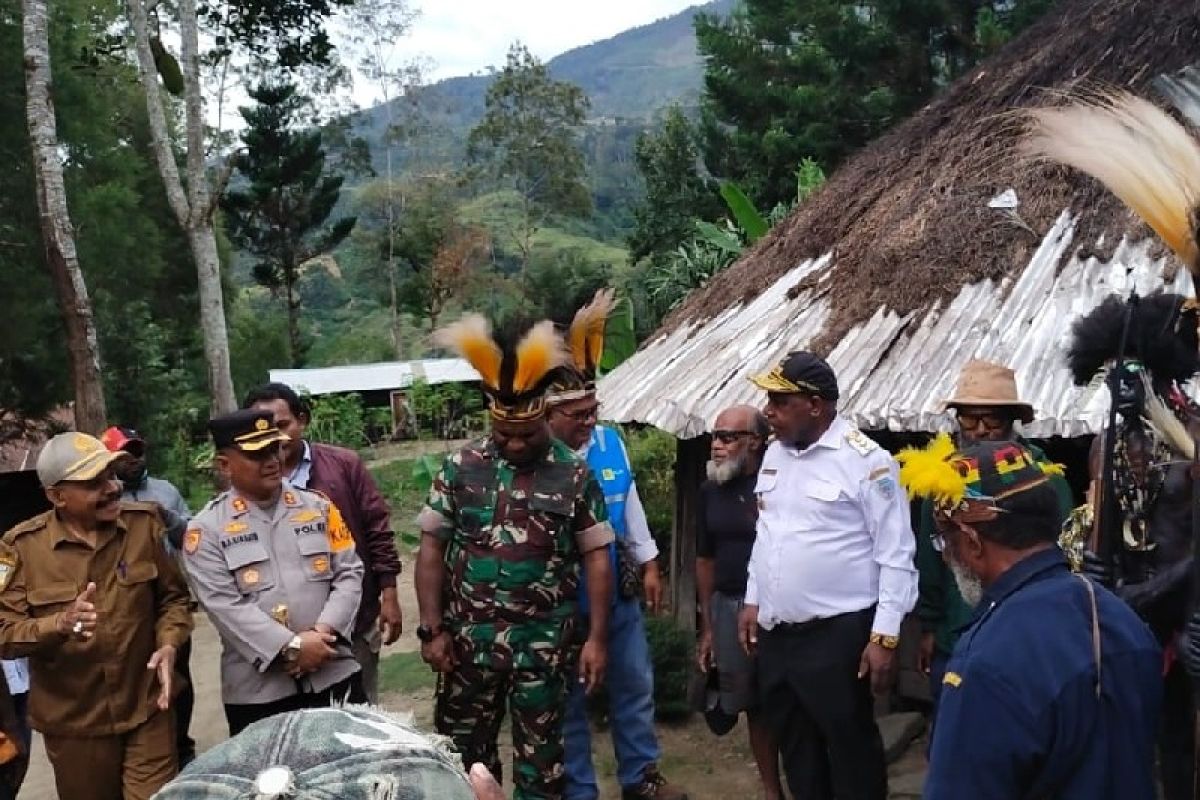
[
  {"xmin": 433, "ymin": 314, "xmax": 569, "ymax": 421},
  {"xmin": 546, "ymin": 288, "xmax": 616, "ymax": 404}
]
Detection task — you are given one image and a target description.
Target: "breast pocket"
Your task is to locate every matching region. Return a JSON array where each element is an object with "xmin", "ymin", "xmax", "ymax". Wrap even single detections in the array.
[
  {"xmin": 296, "ymin": 536, "xmax": 333, "ymax": 582},
  {"xmin": 802, "ymin": 478, "xmax": 849, "ymax": 526},
  {"xmin": 27, "ymin": 583, "xmax": 77, "ymax": 618},
  {"xmin": 223, "ymin": 542, "xmax": 275, "ymax": 595},
  {"xmin": 528, "ymin": 492, "xmax": 573, "ymax": 553},
  {"xmin": 116, "ymin": 561, "xmax": 158, "ymax": 611}
]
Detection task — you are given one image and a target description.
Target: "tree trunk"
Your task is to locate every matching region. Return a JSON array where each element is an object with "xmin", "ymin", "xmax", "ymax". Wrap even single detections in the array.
[
  {"xmin": 285, "ymin": 265, "xmax": 302, "ymax": 368},
  {"xmin": 126, "ymin": 0, "xmax": 237, "ymax": 413},
  {"xmin": 23, "ymin": 0, "xmax": 108, "ymax": 434},
  {"xmin": 385, "ymin": 148, "xmax": 403, "ymax": 359}
]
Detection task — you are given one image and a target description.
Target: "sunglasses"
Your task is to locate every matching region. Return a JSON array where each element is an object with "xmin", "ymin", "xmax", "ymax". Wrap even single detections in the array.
[
  {"xmin": 956, "ymin": 411, "xmax": 1011, "ymax": 431},
  {"xmin": 554, "ymin": 404, "xmax": 600, "ymax": 424},
  {"xmin": 713, "ymin": 429, "xmax": 757, "ymax": 444}
]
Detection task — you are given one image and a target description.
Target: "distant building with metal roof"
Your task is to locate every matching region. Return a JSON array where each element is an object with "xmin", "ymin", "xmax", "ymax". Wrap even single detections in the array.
[{"xmin": 269, "ymin": 358, "xmax": 480, "ymax": 397}]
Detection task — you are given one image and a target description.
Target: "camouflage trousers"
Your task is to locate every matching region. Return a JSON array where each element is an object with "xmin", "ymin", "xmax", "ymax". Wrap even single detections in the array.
[{"xmin": 435, "ymin": 662, "xmax": 570, "ymax": 800}]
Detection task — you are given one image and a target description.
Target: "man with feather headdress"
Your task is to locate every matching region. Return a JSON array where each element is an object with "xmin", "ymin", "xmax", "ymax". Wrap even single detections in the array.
[
  {"xmin": 415, "ymin": 314, "xmax": 614, "ymax": 800},
  {"xmin": 543, "ymin": 290, "xmax": 688, "ymax": 800},
  {"xmin": 1025, "ymin": 71, "xmax": 1200, "ymax": 799}
]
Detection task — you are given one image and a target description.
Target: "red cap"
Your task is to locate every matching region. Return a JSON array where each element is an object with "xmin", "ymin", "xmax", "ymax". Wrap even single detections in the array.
[{"xmin": 100, "ymin": 426, "xmax": 144, "ymax": 453}]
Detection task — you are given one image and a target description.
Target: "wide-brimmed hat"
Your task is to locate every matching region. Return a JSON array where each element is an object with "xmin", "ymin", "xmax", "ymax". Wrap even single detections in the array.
[{"xmin": 942, "ymin": 359, "xmax": 1034, "ymax": 424}]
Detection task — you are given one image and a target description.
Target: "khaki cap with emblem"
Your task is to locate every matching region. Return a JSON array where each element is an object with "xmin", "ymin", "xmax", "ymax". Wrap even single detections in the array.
[
  {"xmin": 941, "ymin": 359, "xmax": 1035, "ymax": 424},
  {"xmin": 36, "ymin": 432, "xmax": 132, "ymax": 487},
  {"xmin": 208, "ymin": 409, "xmax": 290, "ymax": 452}
]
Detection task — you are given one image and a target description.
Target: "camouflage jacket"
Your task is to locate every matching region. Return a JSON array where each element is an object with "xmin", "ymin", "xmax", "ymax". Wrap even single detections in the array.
[{"xmin": 419, "ymin": 438, "xmax": 613, "ymax": 670}]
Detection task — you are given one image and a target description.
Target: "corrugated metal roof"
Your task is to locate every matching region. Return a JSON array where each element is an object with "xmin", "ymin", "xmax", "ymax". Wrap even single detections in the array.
[
  {"xmin": 598, "ymin": 212, "xmax": 1196, "ymax": 439},
  {"xmin": 270, "ymin": 358, "xmax": 480, "ymax": 396}
]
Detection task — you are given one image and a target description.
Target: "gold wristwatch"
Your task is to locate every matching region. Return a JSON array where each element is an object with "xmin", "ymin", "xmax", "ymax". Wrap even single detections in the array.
[{"xmin": 869, "ymin": 632, "xmax": 900, "ymax": 650}]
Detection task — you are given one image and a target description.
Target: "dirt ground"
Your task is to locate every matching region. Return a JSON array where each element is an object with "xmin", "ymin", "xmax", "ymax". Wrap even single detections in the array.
[{"xmin": 17, "ymin": 566, "xmax": 928, "ymax": 799}]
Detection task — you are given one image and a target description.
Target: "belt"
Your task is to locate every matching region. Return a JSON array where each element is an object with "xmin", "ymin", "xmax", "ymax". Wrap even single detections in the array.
[{"xmin": 765, "ymin": 617, "xmax": 828, "ymax": 634}]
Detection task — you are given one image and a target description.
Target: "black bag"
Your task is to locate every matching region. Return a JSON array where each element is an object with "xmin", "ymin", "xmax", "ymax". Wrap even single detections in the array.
[{"xmin": 616, "ymin": 539, "xmax": 642, "ymax": 600}]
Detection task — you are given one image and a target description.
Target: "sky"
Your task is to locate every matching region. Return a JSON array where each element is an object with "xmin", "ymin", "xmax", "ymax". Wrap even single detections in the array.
[{"xmin": 351, "ymin": 0, "xmax": 704, "ymax": 103}]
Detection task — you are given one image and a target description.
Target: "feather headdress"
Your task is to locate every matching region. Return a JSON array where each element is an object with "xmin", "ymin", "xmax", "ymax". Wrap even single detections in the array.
[
  {"xmin": 546, "ymin": 289, "xmax": 616, "ymax": 405},
  {"xmin": 433, "ymin": 314, "xmax": 569, "ymax": 421},
  {"xmin": 897, "ymin": 434, "xmax": 1065, "ymax": 523},
  {"xmin": 1024, "ymin": 87, "xmax": 1200, "ymax": 283}
]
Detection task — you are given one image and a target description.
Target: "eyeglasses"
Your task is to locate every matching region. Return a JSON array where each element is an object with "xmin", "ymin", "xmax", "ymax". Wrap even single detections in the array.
[
  {"xmin": 713, "ymin": 429, "xmax": 756, "ymax": 444},
  {"xmin": 554, "ymin": 404, "xmax": 600, "ymax": 424},
  {"xmin": 956, "ymin": 411, "xmax": 1011, "ymax": 432}
]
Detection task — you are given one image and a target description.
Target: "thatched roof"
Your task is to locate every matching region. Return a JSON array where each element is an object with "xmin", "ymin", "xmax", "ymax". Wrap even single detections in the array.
[
  {"xmin": 599, "ymin": 0, "xmax": 1200, "ymax": 438},
  {"xmin": 666, "ymin": 0, "xmax": 1200, "ymax": 351}
]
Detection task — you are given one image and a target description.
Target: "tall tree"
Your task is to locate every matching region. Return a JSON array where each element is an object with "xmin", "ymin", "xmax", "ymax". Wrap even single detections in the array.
[
  {"xmin": 22, "ymin": 0, "xmax": 106, "ymax": 433},
  {"xmin": 223, "ymin": 83, "xmax": 356, "ymax": 368},
  {"xmin": 124, "ymin": 0, "xmax": 353, "ymax": 411},
  {"xmin": 345, "ymin": 0, "xmax": 421, "ymax": 357},
  {"xmin": 694, "ymin": 0, "xmax": 1055, "ymax": 209},
  {"xmin": 467, "ymin": 43, "xmax": 591, "ymax": 270}
]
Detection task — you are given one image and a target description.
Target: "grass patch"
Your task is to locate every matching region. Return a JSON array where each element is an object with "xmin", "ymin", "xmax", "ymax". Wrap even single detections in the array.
[
  {"xmin": 369, "ymin": 457, "xmax": 432, "ymax": 554},
  {"xmin": 378, "ymin": 651, "xmax": 438, "ymax": 694}
]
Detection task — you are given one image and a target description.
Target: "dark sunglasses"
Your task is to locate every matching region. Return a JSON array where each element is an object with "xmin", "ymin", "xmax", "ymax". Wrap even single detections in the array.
[
  {"xmin": 956, "ymin": 411, "xmax": 1011, "ymax": 431},
  {"xmin": 713, "ymin": 429, "xmax": 756, "ymax": 444}
]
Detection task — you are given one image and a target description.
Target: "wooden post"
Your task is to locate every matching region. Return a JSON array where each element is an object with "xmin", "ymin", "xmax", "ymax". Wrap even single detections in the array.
[{"xmin": 671, "ymin": 436, "xmax": 708, "ymax": 634}]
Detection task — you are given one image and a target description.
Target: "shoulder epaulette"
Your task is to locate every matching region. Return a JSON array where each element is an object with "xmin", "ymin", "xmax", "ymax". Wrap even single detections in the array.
[
  {"xmin": 3, "ymin": 511, "xmax": 51, "ymax": 543},
  {"xmin": 844, "ymin": 427, "xmax": 880, "ymax": 457}
]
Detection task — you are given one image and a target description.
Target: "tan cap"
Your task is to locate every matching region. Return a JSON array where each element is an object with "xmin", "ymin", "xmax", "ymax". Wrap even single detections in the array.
[
  {"xmin": 942, "ymin": 359, "xmax": 1034, "ymax": 424},
  {"xmin": 36, "ymin": 432, "xmax": 130, "ymax": 487}
]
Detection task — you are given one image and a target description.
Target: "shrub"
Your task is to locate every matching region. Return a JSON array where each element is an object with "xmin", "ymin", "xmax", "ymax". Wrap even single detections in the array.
[
  {"xmin": 647, "ymin": 614, "xmax": 696, "ymax": 722},
  {"xmin": 306, "ymin": 392, "xmax": 368, "ymax": 448},
  {"xmin": 622, "ymin": 425, "xmax": 676, "ymax": 547}
]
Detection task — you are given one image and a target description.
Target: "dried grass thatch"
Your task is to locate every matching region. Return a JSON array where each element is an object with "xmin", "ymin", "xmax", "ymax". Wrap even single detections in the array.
[{"xmin": 665, "ymin": 0, "xmax": 1200, "ymax": 355}]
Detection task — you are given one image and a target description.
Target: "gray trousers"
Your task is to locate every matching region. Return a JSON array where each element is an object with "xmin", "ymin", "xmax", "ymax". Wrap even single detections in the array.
[{"xmin": 352, "ymin": 625, "xmax": 383, "ymax": 704}]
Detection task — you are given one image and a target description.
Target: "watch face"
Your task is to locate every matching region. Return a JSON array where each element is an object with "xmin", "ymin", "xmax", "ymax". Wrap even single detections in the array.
[{"xmin": 418, "ymin": 625, "xmax": 435, "ymax": 643}]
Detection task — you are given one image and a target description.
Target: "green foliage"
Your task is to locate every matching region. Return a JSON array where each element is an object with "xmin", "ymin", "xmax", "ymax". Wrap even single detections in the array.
[
  {"xmin": 468, "ymin": 43, "xmax": 594, "ymax": 248},
  {"xmin": 623, "ymin": 426, "xmax": 676, "ymax": 545},
  {"xmin": 370, "ymin": 455, "xmax": 443, "ymax": 552},
  {"xmin": 306, "ymin": 393, "xmax": 369, "ymax": 448},
  {"xmin": 407, "ymin": 380, "xmax": 486, "ymax": 440},
  {"xmin": 376, "ymin": 651, "xmax": 437, "ymax": 694},
  {"xmin": 645, "ymin": 615, "xmax": 696, "ymax": 722},
  {"xmin": 599, "ymin": 298, "xmax": 637, "ymax": 373},
  {"xmin": 718, "ymin": 182, "xmax": 768, "ymax": 243},
  {"xmin": 694, "ymin": 0, "xmax": 1053, "ymax": 209},
  {"xmin": 223, "ymin": 82, "xmax": 357, "ymax": 367}
]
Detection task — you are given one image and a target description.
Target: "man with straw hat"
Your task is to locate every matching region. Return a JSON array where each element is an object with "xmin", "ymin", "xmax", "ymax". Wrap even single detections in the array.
[{"xmin": 916, "ymin": 360, "xmax": 1072, "ymax": 718}]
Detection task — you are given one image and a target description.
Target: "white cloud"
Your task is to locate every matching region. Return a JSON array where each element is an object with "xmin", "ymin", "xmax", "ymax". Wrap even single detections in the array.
[{"xmin": 352, "ymin": 0, "xmax": 705, "ymax": 103}]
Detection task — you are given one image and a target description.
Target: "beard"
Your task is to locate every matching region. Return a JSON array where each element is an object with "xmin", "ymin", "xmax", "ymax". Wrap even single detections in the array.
[
  {"xmin": 948, "ymin": 556, "xmax": 984, "ymax": 607},
  {"xmin": 706, "ymin": 452, "xmax": 746, "ymax": 484}
]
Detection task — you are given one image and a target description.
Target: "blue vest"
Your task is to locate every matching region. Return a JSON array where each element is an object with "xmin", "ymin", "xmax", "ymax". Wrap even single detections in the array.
[{"xmin": 579, "ymin": 425, "xmax": 632, "ymax": 613}]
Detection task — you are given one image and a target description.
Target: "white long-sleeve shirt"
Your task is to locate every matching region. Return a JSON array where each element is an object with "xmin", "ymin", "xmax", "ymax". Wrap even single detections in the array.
[
  {"xmin": 577, "ymin": 430, "xmax": 660, "ymax": 565},
  {"xmin": 745, "ymin": 415, "xmax": 917, "ymax": 637}
]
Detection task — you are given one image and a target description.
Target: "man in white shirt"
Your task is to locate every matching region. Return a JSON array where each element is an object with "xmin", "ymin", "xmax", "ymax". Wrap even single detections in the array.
[{"xmin": 737, "ymin": 351, "xmax": 917, "ymax": 800}]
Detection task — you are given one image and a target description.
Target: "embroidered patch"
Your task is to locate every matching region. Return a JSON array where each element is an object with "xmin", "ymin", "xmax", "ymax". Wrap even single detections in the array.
[
  {"xmin": 220, "ymin": 533, "xmax": 260, "ymax": 548},
  {"xmin": 326, "ymin": 505, "xmax": 354, "ymax": 553},
  {"xmin": 289, "ymin": 509, "xmax": 322, "ymax": 524},
  {"xmin": 183, "ymin": 528, "xmax": 202, "ymax": 555},
  {"xmin": 284, "ymin": 492, "xmax": 300, "ymax": 507},
  {"xmin": 761, "ymin": 467, "xmax": 778, "ymax": 476},
  {"xmin": 873, "ymin": 477, "xmax": 897, "ymax": 501},
  {"xmin": 0, "ymin": 555, "xmax": 17, "ymax": 592},
  {"xmin": 223, "ymin": 521, "xmax": 249, "ymax": 534},
  {"xmin": 241, "ymin": 567, "xmax": 261, "ymax": 586},
  {"xmin": 311, "ymin": 556, "xmax": 330, "ymax": 574},
  {"xmin": 231, "ymin": 497, "xmax": 248, "ymax": 514},
  {"xmin": 943, "ymin": 671, "xmax": 963, "ymax": 688},
  {"xmin": 868, "ymin": 466, "xmax": 890, "ymax": 481},
  {"xmin": 602, "ymin": 468, "xmax": 616, "ymax": 481}
]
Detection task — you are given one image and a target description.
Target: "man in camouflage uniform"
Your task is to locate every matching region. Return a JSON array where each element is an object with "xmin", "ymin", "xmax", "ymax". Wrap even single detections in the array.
[{"xmin": 418, "ymin": 314, "xmax": 614, "ymax": 800}]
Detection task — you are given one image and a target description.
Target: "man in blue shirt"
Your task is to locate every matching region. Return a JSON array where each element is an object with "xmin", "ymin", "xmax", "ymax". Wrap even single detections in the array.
[{"xmin": 898, "ymin": 437, "xmax": 1161, "ymax": 799}]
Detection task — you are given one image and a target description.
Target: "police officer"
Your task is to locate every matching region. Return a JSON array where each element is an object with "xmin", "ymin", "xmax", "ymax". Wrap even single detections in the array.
[
  {"xmin": 184, "ymin": 409, "xmax": 364, "ymax": 735},
  {"xmin": 0, "ymin": 432, "xmax": 193, "ymax": 800},
  {"xmin": 900, "ymin": 438, "xmax": 1161, "ymax": 798}
]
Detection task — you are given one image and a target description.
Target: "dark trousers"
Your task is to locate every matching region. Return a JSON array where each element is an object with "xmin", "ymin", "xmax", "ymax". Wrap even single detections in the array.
[
  {"xmin": 175, "ymin": 638, "xmax": 195, "ymax": 765},
  {"xmin": 1158, "ymin": 660, "xmax": 1194, "ymax": 800},
  {"xmin": 757, "ymin": 608, "xmax": 886, "ymax": 800},
  {"xmin": 223, "ymin": 673, "xmax": 361, "ymax": 737}
]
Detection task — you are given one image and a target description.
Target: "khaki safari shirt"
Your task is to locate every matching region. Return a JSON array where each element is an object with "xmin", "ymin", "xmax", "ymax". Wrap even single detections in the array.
[
  {"xmin": 185, "ymin": 480, "xmax": 364, "ymax": 705},
  {"xmin": 418, "ymin": 437, "xmax": 614, "ymax": 670},
  {"xmin": 0, "ymin": 503, "xmax": 193, "ymax": 736}
]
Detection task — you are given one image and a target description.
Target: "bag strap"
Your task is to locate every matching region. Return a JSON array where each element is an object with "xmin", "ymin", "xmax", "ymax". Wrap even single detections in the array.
[{"xmin": 1073, "ymin": 573, "xmax": 1102, "ymax": 699}]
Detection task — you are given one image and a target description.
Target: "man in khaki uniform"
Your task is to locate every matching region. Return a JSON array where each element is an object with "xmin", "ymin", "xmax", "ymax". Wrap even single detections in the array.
[
  {"xmin": 185, "ymin": 409, "xmax": 364, "ymax": 735},
  {"xmin": 0, "ymin": 432, "xmax": 193, "ymax": 800}
]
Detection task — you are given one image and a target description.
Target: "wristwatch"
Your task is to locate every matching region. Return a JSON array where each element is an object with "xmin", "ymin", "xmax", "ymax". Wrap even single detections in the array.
[
  {"xmin": 282, "ymin": 634, "xmax": 303, "ymax": 663},
  {"xmin": 416, "ymin": 624, "xmax": 441, "ymax": 644},
  {"xmin": 869, "ymin": 632, "xmax": 900, "ymax": 650}
]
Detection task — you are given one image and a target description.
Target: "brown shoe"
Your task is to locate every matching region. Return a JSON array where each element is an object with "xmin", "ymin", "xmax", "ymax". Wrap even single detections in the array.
[{"xmin": 621, "ymin": 765, "xmax": 689, "ymax": 800}]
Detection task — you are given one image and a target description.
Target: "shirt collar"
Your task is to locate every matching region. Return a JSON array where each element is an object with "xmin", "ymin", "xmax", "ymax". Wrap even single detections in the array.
[
  {"xmin": 299, "ymin": 440, "xmax": 312, "ymax": 465},
  {"xmin": 48, "ymin": 511, "xmax": 125, "ymax": 549},
  {"xmin": 974, "ymin": 546, "xmax": 1068, "ymax": 617},
  {"xmin": 780, "ymin": 414, "xmax": 845, "ymax": 457}
]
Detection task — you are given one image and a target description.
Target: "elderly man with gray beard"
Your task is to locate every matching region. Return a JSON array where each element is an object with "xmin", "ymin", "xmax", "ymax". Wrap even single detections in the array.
[{"xmin": 695, "ymin": 405, "xmax": 782, "ymax": 800}]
